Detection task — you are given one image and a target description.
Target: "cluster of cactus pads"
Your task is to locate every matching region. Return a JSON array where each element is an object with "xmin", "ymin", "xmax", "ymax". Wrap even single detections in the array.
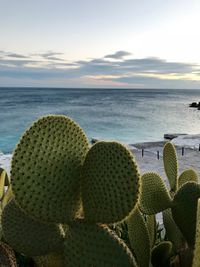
[{"xmin": 0, "ymin": 115, "xmax": 200, "ymax": 267}]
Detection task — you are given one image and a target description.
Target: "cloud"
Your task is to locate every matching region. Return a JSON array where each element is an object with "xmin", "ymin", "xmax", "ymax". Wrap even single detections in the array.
[
  {"xmin": 45, "ymin": 56, "xmax": 65, "ymax": 61},
  {"xmin": 0, "ymin": 59, "xmax": 40, "ymax": 67},
  {"xmin": 7, "ymin": 53, "xmax": 28, "ymax": 59},
  {"xmin": 119, "ymin": 57, "xmax": 195, "ymax": 74},
  {"xmin": 0, "ymin": 50, "xmax": 200, "ymax": 88},
  {"xmin": 37, "ymin": 51, "xmax": 65, "ymax": 61},
  {"xmin": 104, "ymin": 50, "xmax": 132, "ymax": 59},
  {"xmin": 39, "ymin": 51, "xmax": 64, "ymax": 57}
]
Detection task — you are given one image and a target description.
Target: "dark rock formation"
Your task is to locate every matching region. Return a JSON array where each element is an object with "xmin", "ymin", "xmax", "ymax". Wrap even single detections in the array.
[{"xmin": 189, "ymin": 102, "xmax": 200, "ymax": 108}]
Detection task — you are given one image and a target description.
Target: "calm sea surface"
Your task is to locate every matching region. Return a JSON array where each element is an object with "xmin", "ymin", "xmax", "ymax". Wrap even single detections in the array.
[{"xmin": 1, "ymin": 88, "xmax": 200, "ymax": 153}]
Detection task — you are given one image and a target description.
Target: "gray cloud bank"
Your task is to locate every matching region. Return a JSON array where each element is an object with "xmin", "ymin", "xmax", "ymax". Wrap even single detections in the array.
[{"xmin": 0, "ymin": 50, "xmax": 200, "ymax": 88}]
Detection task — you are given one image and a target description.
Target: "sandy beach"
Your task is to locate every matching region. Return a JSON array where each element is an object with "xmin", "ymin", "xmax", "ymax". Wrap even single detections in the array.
[{"xmin": 129, "ymin": 136, "xmax": 200, "ymax": 185}]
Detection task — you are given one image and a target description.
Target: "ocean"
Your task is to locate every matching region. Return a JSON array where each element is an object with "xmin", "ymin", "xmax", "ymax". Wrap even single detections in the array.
[{"xmin": 1, "ymin": 87, "xmax": 200, "ymax": 154}]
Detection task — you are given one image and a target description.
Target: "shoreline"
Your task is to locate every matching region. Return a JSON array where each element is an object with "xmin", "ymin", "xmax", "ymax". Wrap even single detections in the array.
[{"xmin": 1, "ymin": 134, "xmax": 200, "ymax": 177}]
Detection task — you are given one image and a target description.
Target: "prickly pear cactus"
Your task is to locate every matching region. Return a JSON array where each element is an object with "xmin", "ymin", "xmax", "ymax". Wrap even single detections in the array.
[
  {"xmin": 163, "ymin": 142, "xmax": 178, "ymax": 192},
  {"xmin": 146, "ymin": 215, "xmax": 156, "ymax": 249},
  {"xmin": 178, "ymin": 169, "xmax": 198, "ymax": 189},
  {"xmin": 0, "ymin": 168, "xmax": 6, "ymax": 200},
  {"xmin": 2, "ymin": 185, "xmax": 13, "ymax": 209},
  {"xmin": 2, "ymin": 199, "xmax": 64, "ymax": 256},
  {"xmin": 11, "ymin": 115, "xmax": 89, "ymax": 223},
  {"xmin": 0, "ymin": 242, "xmax": 17, "ymax": 267},
  {"xmin": 172, "ymin": 182, "xmax": 200, "ymax": 248},
  {"xmin": 127, "ymin": 207, "xmax": 150, "ymax": 267},
  {"xmin": 81, "ymin": 141, "xmax": 140, "ymax": 223},
  {"xmin": 140, "ymin": 172, "xmax": 172, "ymax": 214},
  {"xmin": 64, "ymin": 220, "xmax": 138, "ymax": 267},
  {"xmin": 192, "ymin": 199, "xmax": 200, "ymax": 267},
  {"xmin": 0, "ymin": 167, "xmax": 10, "ymax": 186},
  {"xmin": 163, "ymin": 208, "xmax": 185, "ymax": 251},
  {"xmin": 151, "ymin": 241, "xmax": 172, "ymax": 267},
  {"xmin": 33, "ymin": 252, "xmax": 63, "ymax": 267}
]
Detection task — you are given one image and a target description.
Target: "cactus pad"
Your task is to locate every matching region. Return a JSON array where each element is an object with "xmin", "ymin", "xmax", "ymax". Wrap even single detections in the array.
[
  {"xmin": 81, "ymin": 141, "xmax": 140, "ymax": 223},
  {"xmin": 11, "ymin": 115, "xmax": 89, "ymax": 222},
  {"xmin": 2, "ymin": 185, "xmax": 13, "ymax": 209},
  {"xmin": 163, "ymin": 142, "xmax": 178, "ymax": 192},
  {"xmin": 127, "ymin": 207, "xmax": 150, "ymax": 267},
  {"xmin": 146, "ymin": 215, "xmax": 156, "ymax": 248},
  {"xmin": 0, "ymin": 167, "xmax": 10, "ymax": 186},
  {"xmin": 172, "ymin": 182, "xmax": 200, "ymax": 248},
  {"xmin": 140, "ymin": 172, "xmax": 172, "ymax": 214},
  {"xmin": 178, "ymin": 169, "xmax": 198, "ymax": 189},
  {"xmin": 34, "ymin": 252, "xmax": 63, "ymax": 267},
  {"xmin": 151, "ymin": 241, "xmax": 172, "ymax": 267},
  {"xmin": 0, "ymin": 242, "xmax": 17, "ymax": 267},
  {"xmin": 0, "ymin": 169, "xmax": 6, "ymax": 200},
  {"xmin": 162, "ymin": 208, "xmax": 184, "ymax": 251},
  {"xmin": 2, "ymin": 199, "xmax": 64, "ymax": 256},
  {"xmin": 192, "ymin": 199, "xmax": 200, "ymax": 267},
  {"xmin": 64, "ymin": 220, "xmax": 137, "ymax": 267}
]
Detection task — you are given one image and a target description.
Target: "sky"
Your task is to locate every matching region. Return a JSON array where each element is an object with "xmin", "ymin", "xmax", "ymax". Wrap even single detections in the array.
[{"xmin": 0, "ymin": 0, "xmax": 200, "ymax": 88}]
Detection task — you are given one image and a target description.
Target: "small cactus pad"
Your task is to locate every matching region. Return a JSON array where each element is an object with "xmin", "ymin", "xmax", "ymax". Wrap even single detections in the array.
[
  {"xmin": 163, "ymin": 208, "xmax": 184, "ymax": 251},
  {"xmin": 163, "ymin": 142, "xmax": 178, "ymax": 192},
  {"xmin": 0, "ymin": 242, "xmax": 17, "ymax": 267},
  {"xmin": 64, "ymin": 220, "xmax": 137, "ymax": 267},
  {"xmin": 127, "ymin": 207, "xmax": 150, "ymax": 267},
  {"xmin": 2, "ymin": 185, "xmax": 13, "ymax": 209},
  {"xmin": 81, "ymin": 141, "xmax": 140, "ymax": 223},
  {"xmin": 140, "ymin": 172, "xmax": 172, "ymax": 214},
  {"xmin": 192, "ymin": 199, "xmax": 200, "ymax": 267},
  {"xmin": 172, "ymin": 182, "xmax": 200, "ymax": 248},
  {"xmin": 2, "ymin": 199, "xmax": 64, "ymax": 256},
  {"xmin": 146, "ymin": 215, "xmax": 156, "ymax": 248},
  {"xmin": 0, "ymin": 169, "xmax": 6, "ymax": 200},
  {"xmin": 151, "ymin": 241, "xmax": 172, "ymax": 267},
  {"xmin": 178, "ymin": 169, "xmax": 198, "ymax": 189},
  {"xmin": 11, "ymin": 115, "xmax": 89, "ymax": 222},
  {"xmin": 34, "ymin": 253, "xmax": 63, "ymax": 267},
  {"xmin": 0, "ymin": 167, "xmax": 10, "ymax": 186}
]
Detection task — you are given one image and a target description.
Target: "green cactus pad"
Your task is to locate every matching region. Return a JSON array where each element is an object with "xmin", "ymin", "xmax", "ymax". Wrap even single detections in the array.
[
  {"xmin": 163, "ymin": 142, "xmax": 178, "ymax": 192},
  {"xmin": 151, "ymin": 241, "xmax": 172, "ymax": 267},
  {"xmin": 178, "ymin": 169, "xmax": 198, "ymax": 189},
  {"xmin": 2, "ymin": 185, "xmax": 13, "ymax": 209},
  {"xmin": 64, "ymin": 220, "xmax": 138, "ymax": 267},
  {"xmin": 127, "ymin": 207, "xmax": 150, "ymax": 267},
  {"xmin": 162, "ymin": 208, "xmax": 184, "ymax": 251},
  {"xmin": 0, "ymin": 167, "xmax": 10, "ymax": 186},
  {"xmin": 0, "ymin": 169, "xmax": 6, "ymax": 200},
  {"xmin": 34, "ymin": 252, "xmax": 63, "ymax": 267},
  {"xmin": 192, "ymin": 199, "xmax": 200, "ymax": 267},
  {"xmin": 146, "ymin": 215, "xmax": 156, "ymax": 248},
  {"xmin": 11, "ymin": 115, "xmax": 89, "ymax": 223},
  {"xmin": 81, "ymin": 141, "xmax": 140, "ymax": 223},
  {"xmin": 2, "ymin": 199, "xmax": 64, "ymax": 256},
  {"xmin": 172, "ymin": 182, "xmax": 200, "ymax": 248},
  {"xmin": 140, "ymin": 172, "xmax": 172, "ymax": 214},
  {"xmin": 0, "ymin": 242, "xmax": 17, "ymax": 267}
]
